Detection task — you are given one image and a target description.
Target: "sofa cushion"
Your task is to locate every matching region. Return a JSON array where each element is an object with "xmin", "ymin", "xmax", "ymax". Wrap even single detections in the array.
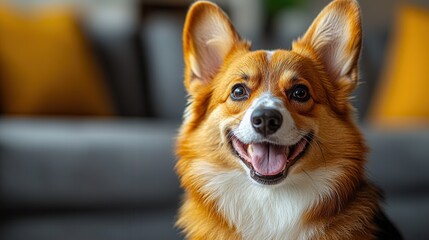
[
  {"xmin": 0, "ymin": 118, "xmax": 181, "ymax": 209},
  {"xmin": 141, "ymin": 13, "xmax": 187, "ymax": 120},
  {"xmin": 369, "ymin": 6, "xmax": 429, "ymax": 126},
  {"xmin": 364, "ymin": 127, "xmax": 429, "ymax": 196},
  {"xmin": 0, "ymin": 5, "xmax": 114, "ymax": 116}
]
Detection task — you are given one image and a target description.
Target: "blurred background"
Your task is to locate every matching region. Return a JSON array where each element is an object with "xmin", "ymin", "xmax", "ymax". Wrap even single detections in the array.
[{"xmin": 0, "ymin": 0, "xmax": 428, "ymax": 239}]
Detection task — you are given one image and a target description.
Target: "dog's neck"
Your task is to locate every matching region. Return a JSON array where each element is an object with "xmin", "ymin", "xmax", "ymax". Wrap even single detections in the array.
[{"xmin": 193, "ymin": 161, "xmax": 340, "ymax": 240}]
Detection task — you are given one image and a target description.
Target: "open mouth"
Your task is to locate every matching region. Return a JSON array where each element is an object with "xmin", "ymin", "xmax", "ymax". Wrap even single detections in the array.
[{"xmin": 230, "ymin": 132, "xmax": 313, "ymax": 185}]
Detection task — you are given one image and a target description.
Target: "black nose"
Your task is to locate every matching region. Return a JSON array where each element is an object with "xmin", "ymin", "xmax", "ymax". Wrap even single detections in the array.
[{"xmin": 251, "ymin": 108, "xmax": 283, "ymax": 136}]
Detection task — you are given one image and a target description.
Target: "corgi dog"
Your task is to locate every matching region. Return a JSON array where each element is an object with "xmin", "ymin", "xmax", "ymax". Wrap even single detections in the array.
[{"xmin": 176, "ymin": 0, "xmax": 402, "ymax": 239}]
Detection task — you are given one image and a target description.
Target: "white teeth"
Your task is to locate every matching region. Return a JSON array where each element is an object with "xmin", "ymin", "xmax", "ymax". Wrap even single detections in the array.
[{"xmin": 248, "ymin": 144, "xmax": 254, "ymax": 155}]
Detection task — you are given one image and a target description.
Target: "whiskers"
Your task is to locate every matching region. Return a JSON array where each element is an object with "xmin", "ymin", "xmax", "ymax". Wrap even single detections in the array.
[
  {"xmin": 218, "ymin": 116, "xmax": 242, "ymax": 150},
  {"xmin": 295, "ymin": 129, "xmax": 332, "ymax": 195},
  {"xmin": 296, "ymin": 129, "xmax": 329, "ymax": 172},
  {"xmin": 297, "ymin": 130, "xmax": 327, "ymax": 163}
]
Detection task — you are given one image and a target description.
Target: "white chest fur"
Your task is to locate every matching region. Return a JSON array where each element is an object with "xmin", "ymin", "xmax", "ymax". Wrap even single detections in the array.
[{"xmin": 195, "ymin": 162, "xmax": 335, "ymax": 240}]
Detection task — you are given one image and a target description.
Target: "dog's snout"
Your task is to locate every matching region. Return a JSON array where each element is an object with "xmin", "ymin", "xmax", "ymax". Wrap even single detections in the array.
[{"xmin": 251, "ymin": 108, "xmax": 283, "ymax": 136}]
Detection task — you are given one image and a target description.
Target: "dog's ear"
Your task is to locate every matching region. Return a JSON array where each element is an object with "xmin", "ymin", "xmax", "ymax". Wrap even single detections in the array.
[
  {"xmin": 183, "ymin": 1, "xmax": 242, "ymax": 95},
  {"xmin": 293, "ymin": 0, "xmax": 362, "ymax": 97}
]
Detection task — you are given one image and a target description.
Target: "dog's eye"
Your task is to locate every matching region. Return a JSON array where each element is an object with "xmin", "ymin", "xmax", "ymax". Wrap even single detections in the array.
[
  {"xmin": 290, "ymin": 85, "xmax": 310, "ymax": 102},
  {"xmin": 231, "ymin": 84, "xmax": 249, "ymax": 101}
]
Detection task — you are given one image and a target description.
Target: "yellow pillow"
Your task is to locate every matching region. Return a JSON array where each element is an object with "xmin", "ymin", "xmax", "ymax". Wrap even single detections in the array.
[
  {"xmin": 369, "ymin": 6, "xmax": 429, "ymax": 127},
  {"xmin": 0, "ymin": 5, "xmax": 114, "ymax": 116}
]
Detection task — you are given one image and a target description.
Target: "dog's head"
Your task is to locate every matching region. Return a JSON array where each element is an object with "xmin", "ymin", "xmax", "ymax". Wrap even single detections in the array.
[{"xmin": 177, "ymin": 0, "xmax": 365, "ymax": 187}]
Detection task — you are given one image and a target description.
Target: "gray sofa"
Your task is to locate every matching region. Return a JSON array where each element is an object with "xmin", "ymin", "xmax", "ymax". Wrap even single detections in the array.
[
  {"xmin": 0, "ymin": 119, "xmax": 182, "ymax": 240},
  {"xmin": 1, "ymin": 119, "xmax": 429, "ymax": 240}
]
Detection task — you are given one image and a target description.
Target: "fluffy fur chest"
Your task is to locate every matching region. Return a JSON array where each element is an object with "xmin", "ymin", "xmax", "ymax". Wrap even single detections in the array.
[{"xmin": 197, "ymin": 162, "xmax": 336, "ymax": 240}]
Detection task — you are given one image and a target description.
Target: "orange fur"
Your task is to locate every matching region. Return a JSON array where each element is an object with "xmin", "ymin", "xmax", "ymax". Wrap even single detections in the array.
[{"xmin": 176, "ymin": 1, "xmax": 383, "ymax": 239}]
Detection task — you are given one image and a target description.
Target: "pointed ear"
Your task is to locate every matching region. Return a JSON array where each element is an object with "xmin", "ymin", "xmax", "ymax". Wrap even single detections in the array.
[
  {"xmin": 293, "ymin": 0, "xmax": 362, "ymax": 95},
  {"xmin": 183, "ymin": 1, "xmax": 242, "ymax": 94}
]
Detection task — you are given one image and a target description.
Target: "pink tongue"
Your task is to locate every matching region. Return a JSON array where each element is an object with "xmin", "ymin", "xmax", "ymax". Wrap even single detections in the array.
[{"xmin": 249, "ymin": 143, "xmax": 287, "ymax": 176}]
